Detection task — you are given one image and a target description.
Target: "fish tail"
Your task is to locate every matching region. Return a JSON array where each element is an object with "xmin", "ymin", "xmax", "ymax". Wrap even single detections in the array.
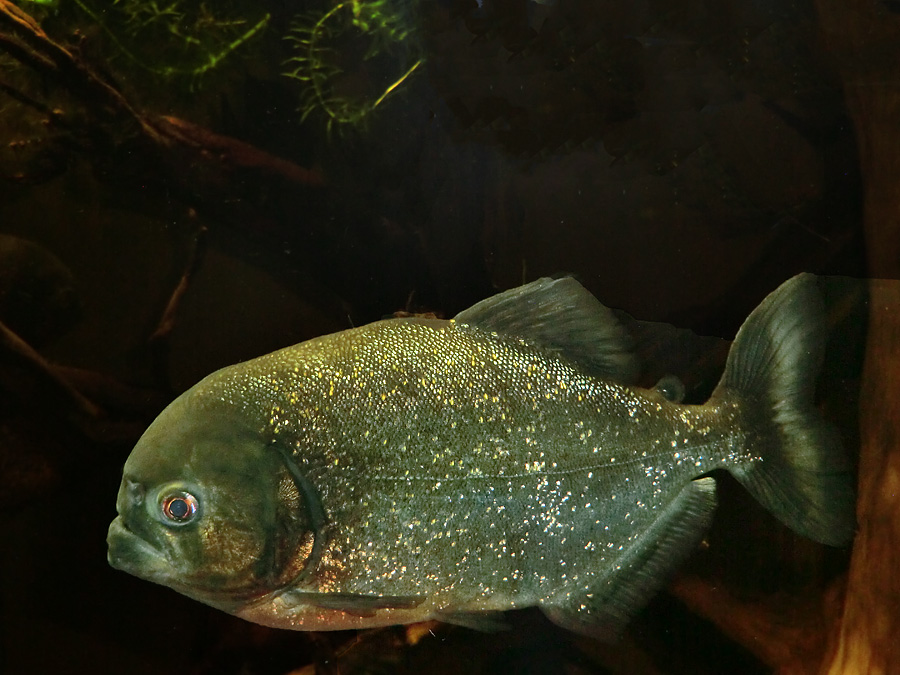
[{"xmin": 711, "ymin": 274, "xmax": 855, "ymax": 546}]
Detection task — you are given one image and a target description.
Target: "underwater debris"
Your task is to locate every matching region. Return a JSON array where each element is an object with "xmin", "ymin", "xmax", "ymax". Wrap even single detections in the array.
[{"xmin": 284, "ymin": 0, "xmax": 423, "ymax": 133}]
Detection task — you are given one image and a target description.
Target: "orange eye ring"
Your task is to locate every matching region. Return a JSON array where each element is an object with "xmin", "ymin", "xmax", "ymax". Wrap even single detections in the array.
[{"xmin": 161, "ymin": 492, "xmax": 199, "ymax": 523}]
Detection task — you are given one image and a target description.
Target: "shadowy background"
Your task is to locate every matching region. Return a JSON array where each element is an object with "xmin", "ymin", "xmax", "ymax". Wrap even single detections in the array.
[{"xmin": 0, "ymin": 0, "xmax": 867, "ymax": 673}]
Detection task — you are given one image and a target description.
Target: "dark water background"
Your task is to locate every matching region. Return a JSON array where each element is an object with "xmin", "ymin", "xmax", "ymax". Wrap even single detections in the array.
[{"xmin": 0, "ymin": 0, "xmax": 869, "ymax": 673}]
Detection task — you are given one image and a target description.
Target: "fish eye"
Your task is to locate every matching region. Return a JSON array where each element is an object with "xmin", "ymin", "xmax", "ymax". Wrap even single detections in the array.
[{"xmin": 160, "ymin": 491, "xmax": 199, "ymax": 524}]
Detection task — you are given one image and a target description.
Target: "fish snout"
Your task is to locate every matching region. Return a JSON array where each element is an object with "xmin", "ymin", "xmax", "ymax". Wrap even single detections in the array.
[{"xmin": 107, "ymin": 516, "xmax": 171, "ymax": 580}]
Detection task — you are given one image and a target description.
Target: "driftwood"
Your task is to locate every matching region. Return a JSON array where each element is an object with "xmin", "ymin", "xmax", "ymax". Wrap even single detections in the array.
[
  {"xmin": 811, "ymin": 2, "xmax": 900, "ymax": 673},
  {"xmin": 825, "ymin": 281, "xmax": 900, "ymax": 674},
  {"xmin": 0, "ymin": 0, "xmax": 323, "ymax": 226},
  {"xmin": 0, "ymin": 316, "xmax": 101, "ymax": 421},
  {"xmin": 0, "ymin": 223, "xmax": 205, "ymax": 444},
  {"xmin": 670, "ymin": 576, "xmax": 844, "ymax": 675},
  {"xmin": 0, "ymin": 0, "xmax": 335, "ymax": 469}
]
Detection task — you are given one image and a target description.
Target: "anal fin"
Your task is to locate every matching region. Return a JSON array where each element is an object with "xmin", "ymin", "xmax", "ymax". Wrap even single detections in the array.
[
  {"xmin": 541, "ymin": 477, "xmax": 717, "ymax": 641},
  {"xmin": 434, "ymin": 610, "xmax": 510, "ymax": 632}
]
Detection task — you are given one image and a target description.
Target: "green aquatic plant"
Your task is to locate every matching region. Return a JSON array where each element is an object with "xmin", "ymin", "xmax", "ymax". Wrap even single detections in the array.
[
  {"xmin": 9, "ymin": 0, "xmax": 421, "ymax": 130},
  {"xmin": 284, "ymin": 0, "xmax": 423, "ymax": 132},
  {"xmin": 71, "ymin": 0, "xmax": 270, "ymax": 78}
]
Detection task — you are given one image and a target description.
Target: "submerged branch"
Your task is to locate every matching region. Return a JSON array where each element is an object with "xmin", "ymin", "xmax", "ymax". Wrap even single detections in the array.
[
  {"xmin": 150, "ymin": 224, "xmax": 209, "ymax": 345},
  {"xmin": 0, "ymin": 0, "xmax": 323, "ymax": 226},
  {"xmin": 148, "ymin": 223, "xmax": 209, "ymax": 393},
  {"xmin": 0, "ymin": 0, "xmax": 147, "ymax": 130},
  {"xmin": 670, "ymin": 575, "xmax": 843, "ymax": 675},
  {"xmin": 0, "ymin": 77, "xmax": 53, "ymax": 115},
  {"xmin": 152, "ymin": 116, "xmax": 325, "ymax": 188},
  {"xmin": 0, "ymin": 318, "xmax": 102, "ymax": 421},
  {"xmin": 0, "ymin": 319, "xmax": 158, "ymax": 444}
]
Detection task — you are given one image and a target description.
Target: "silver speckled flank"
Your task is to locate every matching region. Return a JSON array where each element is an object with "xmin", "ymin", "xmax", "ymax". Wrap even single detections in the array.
[{"xmin": 196, "ymin": 317, "xmax": 754, "ymax": 617}]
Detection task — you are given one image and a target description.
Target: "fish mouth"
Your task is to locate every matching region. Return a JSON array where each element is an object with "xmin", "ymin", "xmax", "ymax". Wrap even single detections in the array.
[{"xmin": 107, "ymin": 516, "xmax": 172, "ymax": 584}]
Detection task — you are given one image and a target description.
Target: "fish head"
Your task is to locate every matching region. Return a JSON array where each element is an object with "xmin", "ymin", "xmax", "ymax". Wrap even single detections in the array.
[{"xmin": 107, "ymin": 388, "xmax": 316, "ymax": 612}]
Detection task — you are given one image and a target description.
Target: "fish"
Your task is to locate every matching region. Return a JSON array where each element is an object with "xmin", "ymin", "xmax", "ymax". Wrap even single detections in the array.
[
  {"xmin": 0, "ymin": 234, "xmax": 81, "ymax": 346},
  {"xmin": 107, "ymin": 274, "xmax": 855, "ymax": 639}
]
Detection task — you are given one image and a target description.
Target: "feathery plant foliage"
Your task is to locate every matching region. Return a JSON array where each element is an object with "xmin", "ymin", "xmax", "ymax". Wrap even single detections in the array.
[
  {"xmin": 284, "ymin": 0, "xmax": 423, "ymax": 133},
  {"xmin": 73, "ymin": 0, "xmax": 270, "ymax": 78},
  {"xmin": 8, "ymin": 0, "xmax": 423, "ymax": 132}
]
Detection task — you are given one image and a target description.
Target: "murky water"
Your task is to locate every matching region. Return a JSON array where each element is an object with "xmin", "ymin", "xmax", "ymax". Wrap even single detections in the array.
[{"xmin": 0, "ymin": 1, "xmax": 872, "ymax": 673}]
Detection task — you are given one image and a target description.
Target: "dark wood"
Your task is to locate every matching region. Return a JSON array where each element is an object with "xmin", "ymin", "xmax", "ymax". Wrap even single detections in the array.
[
  {"xmin": 0, "ymin": 0, "xmax": 323, "ymax": 225},
  {"xmin": 815, "ymin": 1, "xmax": 900, "ymax": 672}
]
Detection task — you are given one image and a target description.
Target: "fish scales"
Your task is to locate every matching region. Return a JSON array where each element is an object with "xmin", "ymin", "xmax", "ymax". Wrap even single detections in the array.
[
  {"xmin": 108, "ymin": 275, "xmax": 855, "ymax": 639},
  {"xmin": 202, "ymin": 319, "xmax": 740, "ymax": 606}
]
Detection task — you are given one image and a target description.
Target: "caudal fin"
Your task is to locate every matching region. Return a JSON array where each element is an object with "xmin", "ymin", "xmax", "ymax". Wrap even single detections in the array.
[{"xmin": 712, "ymin": 274, "xmax": 855, "ymax": 546}]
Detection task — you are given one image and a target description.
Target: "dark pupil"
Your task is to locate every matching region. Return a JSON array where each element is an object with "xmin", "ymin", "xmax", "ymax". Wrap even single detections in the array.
[{"xmin": 167, "ymin": 498, "xmax": 189, "ymax": 519}]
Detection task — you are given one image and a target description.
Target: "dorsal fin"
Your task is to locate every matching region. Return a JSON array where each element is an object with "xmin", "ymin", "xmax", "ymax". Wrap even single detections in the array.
[{"xmin": 454, "ymin": 277, "xmax": 639, "ymax": 384}]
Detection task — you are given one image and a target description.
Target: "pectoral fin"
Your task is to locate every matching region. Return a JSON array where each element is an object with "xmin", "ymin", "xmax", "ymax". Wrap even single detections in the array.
[
  {"xmin": 541, "ymin": 477, "xmax": 717, "ymax": 641},
  {"xmin": 281, "ymin": 591, "xmax": 425, "ymax": 617}
]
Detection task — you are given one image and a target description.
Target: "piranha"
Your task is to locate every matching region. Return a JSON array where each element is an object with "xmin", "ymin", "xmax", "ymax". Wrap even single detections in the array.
[{"xmin": 107, "ymin": 274, "xmax": 854, "ymax": 639}]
